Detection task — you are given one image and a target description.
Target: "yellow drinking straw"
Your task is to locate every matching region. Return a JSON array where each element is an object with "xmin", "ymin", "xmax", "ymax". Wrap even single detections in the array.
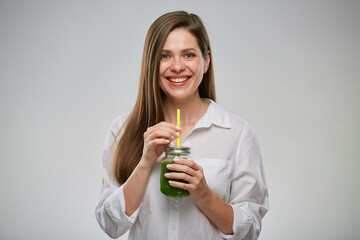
[{"xmin": 177, "ymin": 109, "xmax": 180, "ymax": 147}]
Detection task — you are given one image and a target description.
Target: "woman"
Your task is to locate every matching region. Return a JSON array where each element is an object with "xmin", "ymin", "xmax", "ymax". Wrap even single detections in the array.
[{"xmin": 95, "ymin": 11, "xmax": 268, "ymax": 240}]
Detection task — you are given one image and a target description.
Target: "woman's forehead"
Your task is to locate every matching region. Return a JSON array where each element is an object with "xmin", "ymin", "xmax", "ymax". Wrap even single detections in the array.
[{"xmin": 162, "ymin": 28, "xmax": 200, "ymax": 51}]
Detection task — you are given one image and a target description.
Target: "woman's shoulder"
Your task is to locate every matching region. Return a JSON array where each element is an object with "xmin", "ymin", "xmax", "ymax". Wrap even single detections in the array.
[
  {"xmin": 209, "ymin": 100, "xmax": 249, "ymax": 129},
  {"xmin": 209, "ymin": 100, "xmax": 258, "ymax": 137},
  {"xmin": 109, "ymin": 113, "xmax": 130, "ymax": 135}
]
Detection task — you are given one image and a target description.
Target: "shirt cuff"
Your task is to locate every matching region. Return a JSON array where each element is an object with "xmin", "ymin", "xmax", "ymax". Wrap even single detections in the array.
[
  {"xmin": 105, "ymin": 185, "xmax": 141, "ymax": 225},
  {"xmin": 219, "ymin": 204, "xmax": 251, "ymax": 240}
]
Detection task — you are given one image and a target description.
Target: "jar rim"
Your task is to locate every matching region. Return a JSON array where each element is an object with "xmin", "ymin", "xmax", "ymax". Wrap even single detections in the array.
[{"xmin": 165, "ymin": 146, "xmax": 191, "ymax": 154}]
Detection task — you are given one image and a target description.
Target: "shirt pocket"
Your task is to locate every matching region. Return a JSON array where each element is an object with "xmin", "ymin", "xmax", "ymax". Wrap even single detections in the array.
[{"xmin": 195, "ymin": 158, "xmax": 230, "ymax": 200}]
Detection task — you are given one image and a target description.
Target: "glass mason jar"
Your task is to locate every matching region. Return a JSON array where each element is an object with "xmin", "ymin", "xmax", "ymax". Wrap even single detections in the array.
[{"xmin": 160, "ymin": 146, "xmax": 190, "ymax": 197}]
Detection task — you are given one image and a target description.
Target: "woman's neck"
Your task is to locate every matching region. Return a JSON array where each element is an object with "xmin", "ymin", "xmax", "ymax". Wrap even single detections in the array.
[{"xmin": 162, "ymin": 95, "xmax": 209, "ymax": 126}]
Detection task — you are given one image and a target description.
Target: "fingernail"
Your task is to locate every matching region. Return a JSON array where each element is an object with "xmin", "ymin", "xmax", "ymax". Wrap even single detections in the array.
[
  {"xmin": 176, "ymin": 132, "xmax": 180, "ymax": 137},
  {"xmin": 176, "ymin": 126, "xmax": 181, "ymax": 130},
  {"xmin": 173, "ymin": 157, "xmax": 179, "ymax": 162},
  {"xmin": 167, "ymin": 164, "xmax": 172, "ymax": 169},
  {"xmin": 164, "ymin": 173, "xmax": 170, "ymax": 177},
  {"xmin": 168, "ymin": 180, "xmax": 173, "ymax": 184}
]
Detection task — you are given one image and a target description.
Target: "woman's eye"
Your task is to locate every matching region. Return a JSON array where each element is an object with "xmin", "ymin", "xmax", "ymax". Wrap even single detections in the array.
[
  {"xmin": 185, "ymin": 53, "xmax": 194, "ymax": 58},
  {"xmin": 161, "ymin": 54, "xmax": 169, "ymax": 59}
]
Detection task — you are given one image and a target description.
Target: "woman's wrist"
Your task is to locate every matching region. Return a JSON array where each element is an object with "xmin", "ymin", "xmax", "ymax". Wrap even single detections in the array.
[
  {"xmin": 138, "ymin": 157, "xmax": 156, "ymax": 171},
  {"xmin": 194, "ymin": 186, "xmax": 215, "ymax": 210}
]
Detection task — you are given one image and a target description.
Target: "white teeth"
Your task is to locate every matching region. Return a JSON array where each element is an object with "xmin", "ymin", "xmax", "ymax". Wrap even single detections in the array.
[{"xmin": 168, "ymin": 77, "xmax": 188, "ymax": 83}]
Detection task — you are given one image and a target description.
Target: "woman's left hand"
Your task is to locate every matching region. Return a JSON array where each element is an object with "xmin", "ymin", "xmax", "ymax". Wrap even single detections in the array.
[
  {"xmin": 166, "ymin": 157, "xmax": 234, "ymax": 235},
  {"xmin": 165, "ymin": 157, "xmax": 211, "ymax": 205}
]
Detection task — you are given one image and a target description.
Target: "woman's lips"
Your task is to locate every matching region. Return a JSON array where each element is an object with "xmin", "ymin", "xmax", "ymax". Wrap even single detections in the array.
[
  {"xmin": 166, "ymin": 76, "xmax": 191, "ymax": 86},
  {"xmin": 166, "ymin": 76, "xmax": 190, "ymax": 83}
]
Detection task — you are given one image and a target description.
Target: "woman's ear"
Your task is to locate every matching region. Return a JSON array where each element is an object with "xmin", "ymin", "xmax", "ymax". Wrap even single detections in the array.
[{"xmin": 203, "ymin": 50, "xmax": 211, "ymax": 73}]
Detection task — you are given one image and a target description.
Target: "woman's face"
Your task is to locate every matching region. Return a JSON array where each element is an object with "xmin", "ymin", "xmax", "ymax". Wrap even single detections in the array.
[{"xmin": 159, "ymin": 28, "xmax": 210, "ymax": 102}]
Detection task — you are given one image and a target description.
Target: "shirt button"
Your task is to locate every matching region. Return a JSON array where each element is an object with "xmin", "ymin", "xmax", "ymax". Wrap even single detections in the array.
[{"xmin": 171, "ymin": 225, "xmax": 176, "ymax": 231}]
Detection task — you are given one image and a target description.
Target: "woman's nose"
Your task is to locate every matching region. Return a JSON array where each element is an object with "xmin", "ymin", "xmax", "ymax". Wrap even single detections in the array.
[{"xmin": 170, "ymin": 57, "xmax": 185, "ymax": 72}]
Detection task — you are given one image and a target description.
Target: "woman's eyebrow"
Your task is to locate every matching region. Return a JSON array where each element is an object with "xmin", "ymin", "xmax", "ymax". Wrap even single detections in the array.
[
  {"xmin": 161, "ymin": 48, "xmax": 197, "ymax": 53},
  {"xmin": 182, "ymin": 48, "xmax": 197, "ymax": 52}
]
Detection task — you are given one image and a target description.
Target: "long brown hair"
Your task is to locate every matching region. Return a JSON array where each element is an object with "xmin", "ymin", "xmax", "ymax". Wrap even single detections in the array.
[{"xmin": 113, "ymin": 11, "xmax": 216, "ymax": 185}]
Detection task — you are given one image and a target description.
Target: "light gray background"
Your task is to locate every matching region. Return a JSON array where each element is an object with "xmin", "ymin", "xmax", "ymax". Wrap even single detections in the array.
[{"xmin": 1, "ymin": 0, "xmax": 359, "ymax": 239}]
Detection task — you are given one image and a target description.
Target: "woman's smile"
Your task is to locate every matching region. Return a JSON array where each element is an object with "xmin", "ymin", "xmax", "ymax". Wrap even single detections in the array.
[{"xmin": 166, "ymin": 75, "xmax": 191, "ymax": 86}]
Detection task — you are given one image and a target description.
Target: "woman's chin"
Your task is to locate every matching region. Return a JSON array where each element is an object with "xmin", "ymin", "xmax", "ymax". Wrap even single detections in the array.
[{"xmin": 163, "ymin": 91, "xmax": 200, "ymax": 102}]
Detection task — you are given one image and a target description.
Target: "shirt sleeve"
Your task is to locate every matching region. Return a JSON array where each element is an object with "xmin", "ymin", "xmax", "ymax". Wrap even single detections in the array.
[
  {"xmin": 220, "ymin": 123, "xmax": 269, "ymax": 240},
  {"xmin": 95, "ymin": 116, "xmax": 141, "ymax": 239}
]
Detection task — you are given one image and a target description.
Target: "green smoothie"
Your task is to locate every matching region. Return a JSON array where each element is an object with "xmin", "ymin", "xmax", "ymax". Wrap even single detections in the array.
[
  {"xmin": 160, "ymin": 147, "xmax": 190, "ymax": 197},
  {"xmin": 160, "ymin": 159, "xmax": 189, "ymax": 197}
]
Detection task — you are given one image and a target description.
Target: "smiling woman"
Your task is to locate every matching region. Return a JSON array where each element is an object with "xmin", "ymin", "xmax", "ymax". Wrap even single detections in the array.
[{"xmin": 95, "ymin": 11, "xmax": 269, "ymax": 240}]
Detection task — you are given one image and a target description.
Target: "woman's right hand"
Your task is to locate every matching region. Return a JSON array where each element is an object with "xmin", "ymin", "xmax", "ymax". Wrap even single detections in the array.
[
  {"xmin": 141, "ymin": 122, "xmax": 180, "ymax": 168},
  {"xmin": 122, "ymin": 122, "xmax": 180, "ymax": 217}
]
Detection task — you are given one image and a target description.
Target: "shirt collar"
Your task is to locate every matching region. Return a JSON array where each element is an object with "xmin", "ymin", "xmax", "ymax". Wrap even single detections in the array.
[{"xmin": 194, "ymin": 98, "xmax": 231, "ymax": 129}]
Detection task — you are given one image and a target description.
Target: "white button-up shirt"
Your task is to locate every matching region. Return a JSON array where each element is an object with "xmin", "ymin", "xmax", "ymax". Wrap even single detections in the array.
[{"xmin": 95, "ymin": 99, "xmax": 269, "ymax": 240}]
